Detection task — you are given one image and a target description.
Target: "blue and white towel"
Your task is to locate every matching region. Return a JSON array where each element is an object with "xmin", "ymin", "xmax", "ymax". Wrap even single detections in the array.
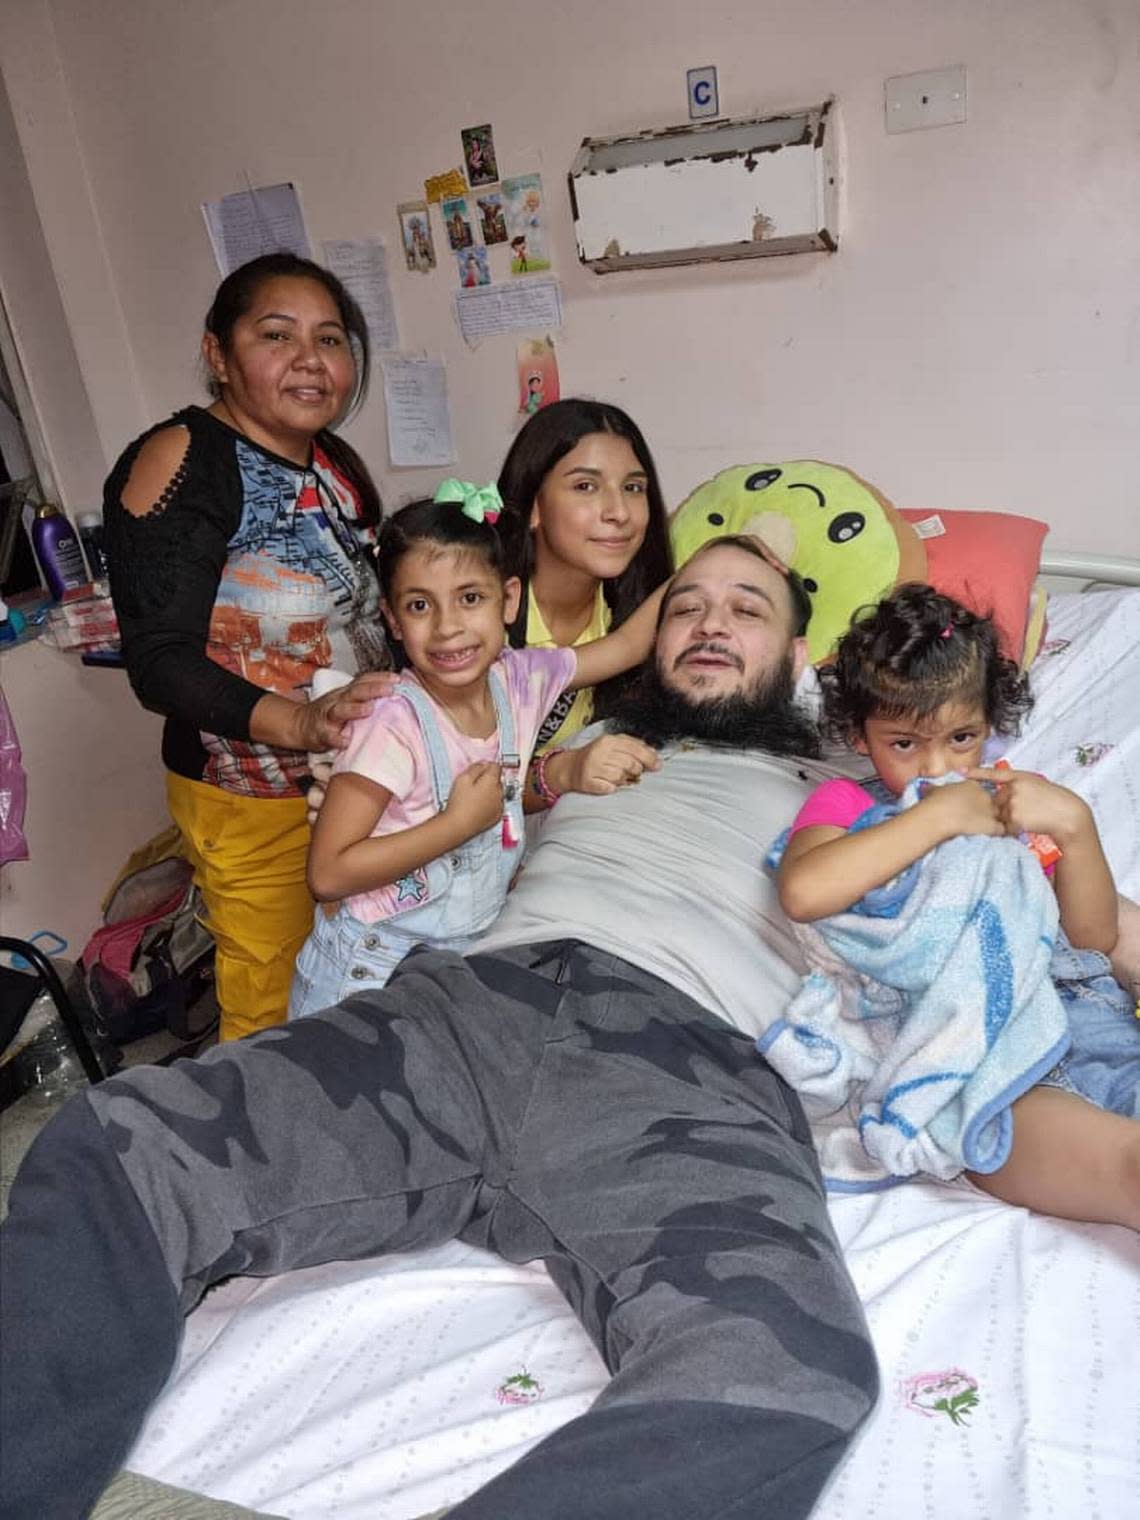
[{"xmin": 760, "ymin": 779, "xmax": 1072, "ymax": 1191}]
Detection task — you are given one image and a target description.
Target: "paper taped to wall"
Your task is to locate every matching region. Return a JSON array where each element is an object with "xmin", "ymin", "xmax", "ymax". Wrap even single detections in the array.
[
  {"xmin": 202, "ymin": 181, "xmax": 311, "ymax": 276},
  {"xmin": 323, "ymin": 237, "xmax": 399, "ymax": 352},
  {"xmin": 381, "ymin": 356, "xmax": 455, "ymax": 468},
  {"xmin": 454, "ymin": 278, "xmax": 563, "ymax": 346}
]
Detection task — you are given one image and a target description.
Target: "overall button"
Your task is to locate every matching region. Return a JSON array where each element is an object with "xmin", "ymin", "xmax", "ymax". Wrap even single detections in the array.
[
  {"xmin": 363, "ymin": 934, "xmax": 381, "ymax": 950},
  {"xmin": 450, "ymin": 855, "xmax": 462, "ymax": 869},
  {"xmin": 350, "ymin": 965, "xmax": 370, "ymax": 980}
]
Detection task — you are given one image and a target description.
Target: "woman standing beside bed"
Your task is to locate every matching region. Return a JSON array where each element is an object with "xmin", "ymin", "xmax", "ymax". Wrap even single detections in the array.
[{"xmin": 103, "ymin": 253, "xmax": 392, "ymax": 1042}]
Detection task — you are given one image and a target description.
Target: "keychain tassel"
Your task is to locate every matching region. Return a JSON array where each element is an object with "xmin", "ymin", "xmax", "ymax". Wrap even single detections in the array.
[{"xmin": 500, "ymin": 751, "xmax": 521, "ymax": 849}]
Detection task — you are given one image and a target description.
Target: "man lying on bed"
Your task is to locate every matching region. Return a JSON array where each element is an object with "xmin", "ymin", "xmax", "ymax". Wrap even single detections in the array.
[{"xmin": 3, "ymin": 536, "xmax": 882, "ymax": 1520}]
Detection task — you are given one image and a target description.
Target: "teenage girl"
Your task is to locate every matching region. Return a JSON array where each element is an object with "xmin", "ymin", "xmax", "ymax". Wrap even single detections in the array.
[
  {"xmin": 497, "ymin": 399, "xmax": 673, "ymax": 750},
  {"xmin": 288, "ymin": 483, "xmax": 662, "ymax": 1016},
  {"xmin": 778, "ymin": 583, "xmax": 1140, "ymax": 1229}
]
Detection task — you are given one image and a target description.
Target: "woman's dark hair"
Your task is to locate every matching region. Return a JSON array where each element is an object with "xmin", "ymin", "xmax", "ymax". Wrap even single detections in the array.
[
  {"xmin": 496, "ymin": 398, "xmax": 673, "ymax": 717},
  {"xmin": 818, "ymin": 583, "xmax": 1034, "ymax": 742},
  {"xmin": 203, "ymin": 252, "xmax": 381, "ymax": 523}
]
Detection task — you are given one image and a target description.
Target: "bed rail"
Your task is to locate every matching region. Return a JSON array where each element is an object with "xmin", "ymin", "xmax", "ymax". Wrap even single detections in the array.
[{"xmin": 1039, "ymin": 550, "xmax": 1140, "ymax": 589}]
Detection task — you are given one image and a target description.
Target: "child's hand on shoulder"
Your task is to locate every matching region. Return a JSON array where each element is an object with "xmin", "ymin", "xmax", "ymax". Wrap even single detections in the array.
[
  {"xmin": 565, "ymin": 733, "xmax": 661, "ymax": 796},
  {"xmin": 918, "ymin": 778, "xmax": 1004, "ymax": 841},
  {"xmin": 966, "ymin": 767, "xmax": 1094, "ymax": 846},
  {"xmin": 445, "ymin": 762, "xmax": 504, "ymax": 837}
]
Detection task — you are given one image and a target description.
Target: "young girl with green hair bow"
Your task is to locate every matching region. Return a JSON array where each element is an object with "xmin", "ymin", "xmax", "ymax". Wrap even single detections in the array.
[{"xmin": 289, "ymin": 483, "xmax": 665, "ymax": 1014}]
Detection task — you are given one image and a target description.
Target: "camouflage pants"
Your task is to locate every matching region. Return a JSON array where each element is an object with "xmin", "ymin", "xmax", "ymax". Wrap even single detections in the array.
[{"xmin": 1, "ymin": 942, "xmax": 878, "ymax": 1520}]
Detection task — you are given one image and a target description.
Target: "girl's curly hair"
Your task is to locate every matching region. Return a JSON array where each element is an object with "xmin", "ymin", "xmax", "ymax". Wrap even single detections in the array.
[{"xmin": 818, "ymin": 583, "xmax": 1034, "ymax": 744}]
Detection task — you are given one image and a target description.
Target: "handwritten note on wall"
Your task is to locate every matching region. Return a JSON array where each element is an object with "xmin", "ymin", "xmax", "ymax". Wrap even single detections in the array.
[
  {"xmin": 323, "ymin": 237, "xmax": 399, "ymax": 352},
  {"xmin": 454, "ymin": 278, "xmax": 563, "ymax": 345},
  {"xmin": 381, "ymin": 356, "xmax": 455, "ymax": 468},
  {"xmin": 202, "ymin": 182, "xmax": 311, "ymax": 276}
]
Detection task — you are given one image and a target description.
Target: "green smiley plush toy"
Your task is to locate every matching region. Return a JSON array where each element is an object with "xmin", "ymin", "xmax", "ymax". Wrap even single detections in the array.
[{"xmin": 669, "ymin": 461, "xmax": 927, "ymax": 664}]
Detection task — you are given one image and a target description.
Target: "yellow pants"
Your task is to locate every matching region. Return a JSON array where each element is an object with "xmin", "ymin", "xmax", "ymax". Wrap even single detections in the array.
[{"xmin": 166, "ymin": 774, "xmax": 314, "ymax": 1042}]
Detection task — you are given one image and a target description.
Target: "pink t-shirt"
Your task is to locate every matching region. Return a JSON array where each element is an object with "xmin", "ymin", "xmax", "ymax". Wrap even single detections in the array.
[
  {"xmin": 788, "ymin": 777, "xmax": 877, "ymax": 837},
  {"xmin": 789, "ymin": 772, "xmax": 1056, "ymax": 875},
  {"xmin": 333, "ymin": 645, "xmax": 576, "ymax": 923}
]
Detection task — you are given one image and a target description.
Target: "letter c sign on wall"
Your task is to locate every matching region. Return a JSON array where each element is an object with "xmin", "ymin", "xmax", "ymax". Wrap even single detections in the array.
[{"xmin": 687, "ymin": 66, "xmax": 719, "ymax": 121}]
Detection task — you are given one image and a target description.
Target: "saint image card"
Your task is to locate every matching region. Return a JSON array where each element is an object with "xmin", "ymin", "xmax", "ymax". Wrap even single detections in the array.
[
  {"xmin": 516, "ymin": 336, "xmax": 559, "ymax": 415},
  {"xmin": 461, "ymin": 124, "xmax": 499, "ymax": 187},
  {"xmin": 502, "ymin": 173, "xmax": 551, "ymax": 274},
  {"xmin": 457, "ymin": 247, "xmax": 491, "ymax": 288},
  {"xmin": 396, "ymin": 201, "xmax": 436, "ymax": 272},
  {"xmin": 441, "ymin": 196, "xmax": 475, "ymax": 251},
  {"xmin": 475, "ymin": 189, "xmax": 508, "ymax": 245}
]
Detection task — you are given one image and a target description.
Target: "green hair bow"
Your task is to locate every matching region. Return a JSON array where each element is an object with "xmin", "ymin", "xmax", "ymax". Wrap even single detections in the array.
[{"xmin": 434, "ymin": 478, "xmax": 503, "ymax": 525}]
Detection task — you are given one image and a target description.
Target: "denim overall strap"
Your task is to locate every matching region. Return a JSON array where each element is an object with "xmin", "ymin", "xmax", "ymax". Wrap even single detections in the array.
[
  {"xmin": 392, "ymin": 681, "xmax": 454, "ymax": 811},
  {"xmin": 393, "ymin": 668, "xmax": 522, "ymax": 874},
  {"xmin": 487, "ymin": 665, "xmax": 524, "ymax": 853},
  {"xmin": 394, "ymin": 666, "xmax": 519, "ymax": 804},
  {"xmin": 486, "ymin": 664, "xmax": 518, "ymax": 771}
]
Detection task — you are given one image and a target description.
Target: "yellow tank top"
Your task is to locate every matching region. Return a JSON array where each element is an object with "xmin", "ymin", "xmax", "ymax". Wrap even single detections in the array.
[{"xmin": 527, "ymin": 584, "xmax": 610, "ymax": 751}]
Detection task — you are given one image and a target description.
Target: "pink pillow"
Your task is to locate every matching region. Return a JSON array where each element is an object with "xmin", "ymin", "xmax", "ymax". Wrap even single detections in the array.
[{"xmin": 898, "ymin": 509, "xmax": 1049, "ymax": 664}]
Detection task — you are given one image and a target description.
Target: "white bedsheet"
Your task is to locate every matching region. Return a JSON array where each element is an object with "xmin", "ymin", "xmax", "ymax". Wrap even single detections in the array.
[
  {"xmin": 128, "ymin": 1186, "xmax": 1140, "ymax": 1520},
  {"xmin": 129, "ymin": 589, "xmax": 1140, "ymax": 1519},
  {"xmin": 1004, "ymin": 588, "xmax": 1140, "ymax": 899}
]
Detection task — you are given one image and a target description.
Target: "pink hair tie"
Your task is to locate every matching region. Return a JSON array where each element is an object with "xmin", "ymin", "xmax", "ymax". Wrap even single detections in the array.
[{"xmin": 940, "ymin": 625, "xmax": 953, "ymax": 639}]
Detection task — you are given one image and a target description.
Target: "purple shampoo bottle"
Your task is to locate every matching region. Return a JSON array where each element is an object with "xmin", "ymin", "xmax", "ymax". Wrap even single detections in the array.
[{"xmin": 31, "ymin": 504, "xmax": 88, "ymax": 599}]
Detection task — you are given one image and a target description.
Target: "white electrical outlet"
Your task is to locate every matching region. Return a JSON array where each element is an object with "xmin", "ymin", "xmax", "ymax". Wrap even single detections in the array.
[{"xmin": 885, "ymin": 66, "xmax": 967, "ymax": 134}]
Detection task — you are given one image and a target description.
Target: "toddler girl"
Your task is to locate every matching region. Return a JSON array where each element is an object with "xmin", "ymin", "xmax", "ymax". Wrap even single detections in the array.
[
  {"xmin": 289, "ymin": 482, "xmax": 662, "ymax": 1016},
  {"xmin": 778, "ymin": 583, "xmax": 1139, "ymax": 1228}
]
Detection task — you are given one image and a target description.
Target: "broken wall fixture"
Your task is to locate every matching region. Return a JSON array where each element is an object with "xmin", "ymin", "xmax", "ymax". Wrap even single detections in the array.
[{"xmin": 569, "ymin": 101, "xmax": 838, "ymax": 273}]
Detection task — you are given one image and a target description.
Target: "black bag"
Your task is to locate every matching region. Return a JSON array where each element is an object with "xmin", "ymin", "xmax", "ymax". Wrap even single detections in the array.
[{"xmin": 82, "ymin": 854, "xmax": 217, "ymax": 1045}]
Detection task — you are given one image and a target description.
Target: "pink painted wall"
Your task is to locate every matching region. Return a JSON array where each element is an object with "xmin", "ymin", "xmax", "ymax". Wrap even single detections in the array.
[
  {"xmin": 1, "ymin": 638, "xmax": 167, "ymax": 953},
  {"xmin": 1, "ymin": 0, "xmax": 1137, "ymax": 947},
  {"xmin": 6, "ymin": 0, "xmax": 1138, "ymax": 548}
]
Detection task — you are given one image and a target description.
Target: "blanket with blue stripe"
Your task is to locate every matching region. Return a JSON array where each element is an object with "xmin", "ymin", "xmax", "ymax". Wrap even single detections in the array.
[{"xmin": 761, "ymin": 778, "xmax": 1071, "ymax": 1191}]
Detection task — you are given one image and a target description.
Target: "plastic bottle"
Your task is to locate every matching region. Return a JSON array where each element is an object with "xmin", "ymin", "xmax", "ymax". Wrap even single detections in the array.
[
  {"xmin": 77, "ymin": 512, "xmax": 109, "ymax": 584},
  {"xmin": 21, "ymin": 1009, "xmax": 88, "ymax": 1106},
  {"xmin": 30, "ymin": 503, "xmax": 88, "ymax": 599},
  {"xmin": 0, "ymin": 985, "xmax": 87, "ymax": 1108},
  {"xmin": 0, "ymin": 954, "xmax": 118, "ymax": 1109}
]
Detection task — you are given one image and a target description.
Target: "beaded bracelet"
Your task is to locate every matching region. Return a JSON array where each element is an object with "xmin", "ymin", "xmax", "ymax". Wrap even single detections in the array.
[{"xmin": 532, "ymin": 748, "xmax": 565, "ymax": 806}]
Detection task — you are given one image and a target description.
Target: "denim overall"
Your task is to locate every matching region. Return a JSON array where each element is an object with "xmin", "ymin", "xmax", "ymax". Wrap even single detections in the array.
[{"xmin": 288, "ymin": 669, "xmax": 525, "ymax": 1018}]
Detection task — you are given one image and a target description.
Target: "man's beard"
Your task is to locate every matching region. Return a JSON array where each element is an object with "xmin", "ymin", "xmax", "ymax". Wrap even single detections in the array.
[{"xmin": 608, "ymin": 649, "xmax": 822, "ymax": 757}]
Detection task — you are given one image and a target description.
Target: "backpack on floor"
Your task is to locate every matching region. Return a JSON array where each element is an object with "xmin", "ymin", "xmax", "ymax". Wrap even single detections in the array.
[{"xmin": 81, "ymin": 837, "xmax": 216, "ymax": 1044}]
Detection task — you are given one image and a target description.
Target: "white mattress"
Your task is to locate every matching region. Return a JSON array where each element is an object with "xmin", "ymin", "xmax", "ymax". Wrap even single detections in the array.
[{"xmin": 128, "ymin": 589, "xmax": 1140, "ymax": 1519}]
